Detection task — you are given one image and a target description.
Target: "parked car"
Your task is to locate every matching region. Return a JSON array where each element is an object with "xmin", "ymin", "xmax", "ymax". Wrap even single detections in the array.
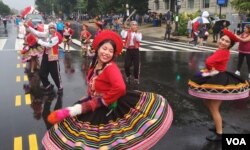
[{"xmin": 25, "ymin": 14, "xmax": 44, "ymax": 27}]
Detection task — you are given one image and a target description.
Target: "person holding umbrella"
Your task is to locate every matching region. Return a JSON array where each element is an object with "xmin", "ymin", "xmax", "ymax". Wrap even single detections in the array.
[
  {"xmin": 234, "ymin": 24, "xmax": 250, "ymax": 78},
  {"xmin": 188, "ymin": 29, "xmax": 249, "ymax": 141}
]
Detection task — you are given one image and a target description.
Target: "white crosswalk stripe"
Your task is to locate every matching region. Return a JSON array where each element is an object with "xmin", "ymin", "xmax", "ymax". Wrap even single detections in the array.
[
  {"xmin": 0, "ymin": 38, "xmax": 7, "ymax": 50},
  {"xmin": 141, "ymin": 40, "xmax": 212, "ymax": 52},
  {"xmin": 15, "ymin": 39, "xmax": 24, "ymax": 51},
  {"xmin": 166, "ymin": 41, "xmax": 216, "ymax": 51},
  {"xmin": 59, "ymin": 43, "xmax": 77, "ymax": 51},
  {"xmin": 0, "ymin": 38, "xmax": 239, "ymax": 54},
  {"xmin": 143, "ymin": 40, "xmax": 238, "ymax": 54}
]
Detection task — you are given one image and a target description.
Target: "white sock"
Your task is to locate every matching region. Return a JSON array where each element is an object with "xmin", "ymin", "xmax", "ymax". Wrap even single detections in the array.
[
  {"xmin": 67, "ymin": 104, "xmax": 82, "ymax": 117},
  {"xmin": 235, "ymin": 70, "xmax": 240, "ymax": 75}
]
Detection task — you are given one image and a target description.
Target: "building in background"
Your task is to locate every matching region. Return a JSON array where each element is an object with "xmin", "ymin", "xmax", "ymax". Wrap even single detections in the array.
[{"xmin": 148, "ymin": 0, "xmax": 237, "ymax": 15}]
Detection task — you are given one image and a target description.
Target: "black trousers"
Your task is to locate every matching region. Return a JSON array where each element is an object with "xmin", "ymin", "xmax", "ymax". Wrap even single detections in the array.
[
  {"xmin": 237, "ymin": 53, "xmax": 250, "ymax": 72},
  {"xmin": 39, "ymin": 53, "xmax": 62, "ymax": 89},
  {"xmin": 124, "ymin": 48, "xmax": 140, "ymax": 79}
]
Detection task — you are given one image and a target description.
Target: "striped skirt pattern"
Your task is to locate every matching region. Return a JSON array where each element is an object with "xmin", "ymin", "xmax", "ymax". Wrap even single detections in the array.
[
  {"xmin": 188, "ymin": 72, "xmax": 249, "ymax": 100},
  {"xmin": 42, "ymin": 91, "xmax": 173, "ymax": 150},
  {"xmin": 21, "ymin": 45, "xmax": 44, "ymax": 62}
]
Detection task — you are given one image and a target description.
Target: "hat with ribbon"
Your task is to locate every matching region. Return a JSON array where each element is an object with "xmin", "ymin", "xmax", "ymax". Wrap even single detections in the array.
[{"xmin": 92, "ymin": 30, "xmax": 123, "ymax": 55}]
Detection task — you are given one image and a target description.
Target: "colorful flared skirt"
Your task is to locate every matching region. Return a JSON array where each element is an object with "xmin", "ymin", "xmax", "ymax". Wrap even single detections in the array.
[
  {"xmin": 188, "ymin": 71, "xmax": 249, "ymax": 100},
  {"xmin": 42, "ymin": 91, "xmax": 173, "ymax": 150},
  {"xmin": 21, "ymin": 44, "xmax": 44, "ymax": 62}
]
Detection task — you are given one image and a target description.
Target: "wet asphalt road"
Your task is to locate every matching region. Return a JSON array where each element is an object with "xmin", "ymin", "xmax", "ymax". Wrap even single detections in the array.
[{"xmin": 0, "ymin": 22, "xmax": 250, "ymax": 150}]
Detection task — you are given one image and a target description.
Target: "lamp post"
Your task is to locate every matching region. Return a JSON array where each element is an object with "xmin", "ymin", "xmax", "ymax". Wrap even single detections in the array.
[{"xmin": 175, "ymin": 0, "xmax": 181, "ymax": 35}]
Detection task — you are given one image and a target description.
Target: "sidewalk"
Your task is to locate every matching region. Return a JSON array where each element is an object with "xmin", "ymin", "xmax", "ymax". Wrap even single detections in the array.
[{"xmin": 138, "ymin": 23, "xmax": 218, "ymax": 48}]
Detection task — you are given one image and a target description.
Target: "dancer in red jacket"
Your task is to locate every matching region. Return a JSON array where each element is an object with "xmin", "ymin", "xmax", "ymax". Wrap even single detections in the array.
[
  {"xmin": 42, "ymin": 30, "xmax": 173, "ymax": 150},
  {"xmin": 188, "ymin": 29, "xmax": 249, "ymax": 141}
]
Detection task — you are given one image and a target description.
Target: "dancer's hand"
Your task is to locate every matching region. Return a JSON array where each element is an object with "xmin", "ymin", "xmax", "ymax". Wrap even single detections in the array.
[
  {"xmin": 48, "ymin": 104, "xmax": 82, "ymax": 124},
  {"xmin": 48, "ymin": 108, "xmax": 70, "ymax": 124}
]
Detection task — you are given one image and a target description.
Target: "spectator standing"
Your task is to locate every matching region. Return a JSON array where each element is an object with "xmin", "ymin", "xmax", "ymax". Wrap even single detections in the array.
[
  {"xmin": 56, "ymin": 18, "xmax": 64, "ymax": 36},
  {"xmin": 3, "ymin": 17, "xmax": 7, "ymax": 29},
  {"xmin": 187, "ymin": 17, "xmax": 192, "ymax": 38},
  {"xmin": 235, "ymin": 24, "xmax": 250, "ymax": 79},
  {"xmin": 164, "ymin": 20, "xmax": 172, "ymax": 42}
]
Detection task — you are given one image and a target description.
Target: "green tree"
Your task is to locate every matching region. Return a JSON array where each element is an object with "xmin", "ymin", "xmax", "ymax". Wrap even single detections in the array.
[
  {"xmin": 35, "ymin": 0, "xmax": 53, "ymax": 15},
  {"xmin": 97, "ymin": 0, "xmax": 125, "ymax": 14},
  {"xmin": 36, "ymin": 0, "xmax": 78, "ymax": 16},
  {"xmin": 0, "ymin": 1, "xmax": 11, "ymax": 15},
  {"xmin": 231, "ymin": 0, "xmax": 250, "ymax": 13},
  {"xmin": 76, "ymin": 0, "xmax": 88, "ymax": 13},
  {"xmin": 129, "ymin": 0, "xmax": 148, "ymax": 15}
]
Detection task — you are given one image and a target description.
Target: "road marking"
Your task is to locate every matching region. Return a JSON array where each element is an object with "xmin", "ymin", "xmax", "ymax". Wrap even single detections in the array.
[
  {"xmin": 149, "ymin": 46, "xmax": 180, "ymax": 52},
  {"xmin": 16, "ymin": 76, "xmax": 21, "ymax": 82},
  {"xmin": 14, "ymin": 136, "xmax": 22, "ymax": 150},
  {"xmin": 25, "ymin": 94, "xmax": 31, "ymax": 105},
  {"xmin": 28, "ymin": 134, "xmax": 38, "ymax": 150},
  {"xmin": 14, "ymin": 134, "xmax": 38, "ymax": 150},
  {"xmin": 59, "ymin": 43, "xmax": 77, "ymax": 51},
  {"xmin": 17, "ymin": 56, "xmax": 20, "ymax": 60},
  {"xmin": 139, "ymin": 47, "xmax": 161, "ymax": 51},
  {"xmin": 24, "ymin": 75, "xmax": 28, "ymax": 81},
  {"xmin": 141, "ymin": 40, "xmax": 204, "ymax": 52},
  {"xmin": 17, "ymin": 64, "xmax": 20, "ymax": 68},
  {"xmin": 160, "ymin": 41, "xmax": 216, "ymax": 50},
  {"xmin": 72, "ymin": 39, "xmax": 81, "ymax": 46},
  {"xmin": 15, "ymin": 95, "xmax": 21, "ymax": 107},
  {"xmin": 72, "ymin": 38, "xmax": 147, "ymax": 47},
  {"xmin": 15, "ymin": 39, "xmax": 24, "ymax": 51},
  {"xmin": 0, "ymin": 39, "xmax": 7, "ymax": 50},
  {"xmin": 22, "ymin": 63, "xmax": 26, "ymax": 68}
]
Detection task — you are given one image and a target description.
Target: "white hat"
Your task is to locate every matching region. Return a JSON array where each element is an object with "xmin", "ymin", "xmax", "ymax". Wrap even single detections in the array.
[
  {"xmin": 130, "ymin": 21, "xmax": 138, "ymax": 25},
  {"xmin": 48, "ymin": 22, "xmax": 56, "ymax": 29}
]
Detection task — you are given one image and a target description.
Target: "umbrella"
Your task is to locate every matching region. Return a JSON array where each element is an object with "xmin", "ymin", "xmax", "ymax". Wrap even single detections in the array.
[
  {"xmin": 210, "ymin": 16, "xmax": 220, "ymax": 24},
  {"xmin": 214, "ymin": 19, "xmax": 230, "ymax": 27},
  {"xmin": 21, "ymin": 6, "xmax": 35, "ymax": 18},
  {"xmin": 192, "ymin": 17, "xmax": 210, "ymax": 24}
]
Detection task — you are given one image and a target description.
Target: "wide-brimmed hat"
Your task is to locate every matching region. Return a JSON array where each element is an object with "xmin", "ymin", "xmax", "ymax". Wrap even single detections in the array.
[
  {"xmin": 48, "ymin": 22, "xmax": 56, "ymax": 29},
  {"xmin": 65, "ymin": 22, "xmax": 70, "ymax": 27},
  {"xmin": 222, "ymin": 29, "xmax": 239, "ymax": 42},
  {"xmin": 92, "ymin": 30, "xmax": 123, "ymax": 55}
]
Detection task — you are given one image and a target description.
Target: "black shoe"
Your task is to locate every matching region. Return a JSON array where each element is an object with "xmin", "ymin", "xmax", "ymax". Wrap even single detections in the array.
[
  {"xmin": 206, "ymin": 133, "xmax": 222, "ymax": 141},
  {"xmin": 208, "ymin": 124, "xmax": 224, "ymax": 132}
]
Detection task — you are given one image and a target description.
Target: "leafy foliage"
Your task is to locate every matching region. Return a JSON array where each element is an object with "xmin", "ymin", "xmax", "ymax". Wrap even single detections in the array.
[
  {"xmin": 35, "ymin": 0, "xmax": 149, "ymax": 17},
  {"xmin": 0, "ymin": 1, "xmax": 11, "ymax": 15},
  {"xmin": 231, "ymin": 0, "xmax": 250, "ymax": 13}
]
